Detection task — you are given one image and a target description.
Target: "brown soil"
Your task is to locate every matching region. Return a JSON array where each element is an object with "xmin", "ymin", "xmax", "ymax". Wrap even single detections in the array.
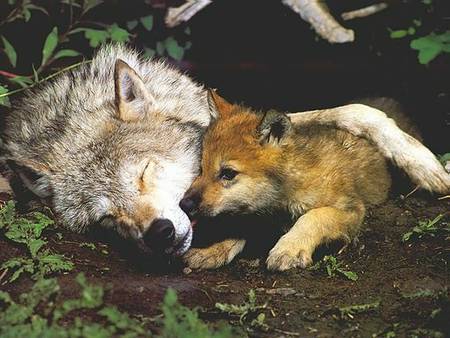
[{"xmin": 0, "ymin": 188, "xmax": 449, "ymax": 337}]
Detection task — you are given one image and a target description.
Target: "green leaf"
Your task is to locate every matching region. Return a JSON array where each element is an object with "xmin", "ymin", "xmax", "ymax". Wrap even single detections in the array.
[
  {"xmin": 83, "ymin": 0, "xmax": 103, "ymax": 14},
  {"xmin": 410, "ymin": 32, "xmax": 450, "ymax": 65},
  {"xmin": 10, "ymin": 76, "xmax": 33, "ymax": 88},
  {"xmin": 139, "ymin": 15, "xmax": 153, "ymax": 31},
  {"xmin": 53, "ymin": 49, "xmax": 81, "ymax": 60},
  {"xmin": 108, "ymin": 24, "xmax": 130, "ymax": 43},
  {"xmin": 417, "ymin": 47, "xmax": 442, "ymax": 64},
  {"xmin": 390, "ymin": 30, "xmax": 408, "ymax": 39},
  {"xmin": 438, "ymin": 153, "xmax": 450, "ymax": 165},
  {"xmin": 156, "ymin": 41, "xmax": 165, "ymax": 56},
  {"xmin": 341, "ymin": 270, "xmax": 358, "ymax": 281},
  {"xmin": 407, "ymin": 27, "xmax": 416, "ymax": 35},
  {"xmin": 0, "ymin": 85, "xmax": 11, "ymax": 107},
  {"xmin": 126, "ymin": 20, "xmax": 138, "ymax": 30},
  {"xmin": 42, "ymin": 27, "xmax": 59, "ymax": 66},
  {"xmin": 23, "ymin": 8, "xmax": 31, "ymax": 22},
  {"xmin": 1, "ymin": 35, "xmax": 17, "ymax": 67},
  {"xmin": 29, "ymin": 239, "xmax": 46, "ymax": 257},
  {"xmin": 165, "ymin": 37, "xmax": 184, "ymax": 61},
  {"xmin": 143, "ymin": 47, "xmax": 156, "ymax": 58},
  {"xmin": 83, "ymin": 28, "xmax": 109, "ymax": 48}
]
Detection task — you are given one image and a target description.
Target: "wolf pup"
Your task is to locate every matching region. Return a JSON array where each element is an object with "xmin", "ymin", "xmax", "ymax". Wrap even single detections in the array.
[{"xmin": 180, "ymin": 92, "xmax": 450, "ymax": 271}]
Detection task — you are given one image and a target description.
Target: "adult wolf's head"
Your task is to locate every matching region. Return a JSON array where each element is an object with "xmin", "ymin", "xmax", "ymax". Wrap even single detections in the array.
[{"xmin": 2, "ymin": 45, "xmax": 212, "ymax": 256}]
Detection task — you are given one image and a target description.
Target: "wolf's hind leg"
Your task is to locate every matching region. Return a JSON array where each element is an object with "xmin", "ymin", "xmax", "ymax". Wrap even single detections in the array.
[
  {"xmin": 266, "ymin": 203, "xmax": 365, "ymax": 271},
  {"xmin": 184, "ymin": 238, "xmax": 246, "ymax": 270}
]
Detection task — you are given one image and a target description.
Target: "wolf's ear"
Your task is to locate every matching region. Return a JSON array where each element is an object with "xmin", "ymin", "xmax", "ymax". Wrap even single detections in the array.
[
  {"xmin": 257, "ymin": 111, "xmax": 292, "ymax": 145},
  {"xmin": 207, "ymin": 89, "xmax": 234, "ymax": 118},
  {"xmin": 114, "ymin": 59, "xmax": 154, "ymax": 122}
]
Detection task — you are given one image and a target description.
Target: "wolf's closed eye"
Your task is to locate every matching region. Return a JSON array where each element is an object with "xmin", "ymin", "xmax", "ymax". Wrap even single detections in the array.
[
  {"xmin": 218, "ymin": 167, "xmax": 238, "ymax": 181},
  {"xmin": 140, "ymin": 160, "xmax": 152, "ymax": 181}
]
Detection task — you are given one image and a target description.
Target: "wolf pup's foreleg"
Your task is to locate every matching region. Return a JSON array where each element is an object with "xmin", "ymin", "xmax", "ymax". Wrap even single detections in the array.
[
  {"xmin": 184, "ymin": 238, "xmax": 246, "ymax": 269},
  {"xmin": 266, "ymin": 202, "xmax": 365, "ymax": 271},
  {"xmin": 287, "ymin": 104, "xmax": 450, "ymax": 194}
]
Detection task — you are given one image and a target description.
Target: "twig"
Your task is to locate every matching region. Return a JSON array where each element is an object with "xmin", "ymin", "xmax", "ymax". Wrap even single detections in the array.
[
  {"xmin": 437, "ymin": 195, "xmax": 450, "ymax": 200},
  {"xmin": 282, "ymin": 0, "xmax": 354, "ymax": 43},
  {"xmin": 274, "ymin": 328, "xmax": 301, "ymax": 336},
  {"xmin": 342, "ymin": 3, "xmax": 388, "ymax": 21},
  {"xmin": 0, "ymin": 60, "xmax": 90, "ymax": 99},
  {"xmin": 404, "ymin": 185, "xmax": 419, "ymax": 199},
  {"xmin": 0, "ymin": 268, "xmax": 8, "ymax": 284},
  {"xmin": 165, "ymin": 0, "xmax": 212, "ymax": 28}
]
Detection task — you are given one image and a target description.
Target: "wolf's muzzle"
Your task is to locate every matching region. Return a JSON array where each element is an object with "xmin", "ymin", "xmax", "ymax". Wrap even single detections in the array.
[{"xmin": 143, "ymin": 218, "xmax": 175, "ymax": 250}]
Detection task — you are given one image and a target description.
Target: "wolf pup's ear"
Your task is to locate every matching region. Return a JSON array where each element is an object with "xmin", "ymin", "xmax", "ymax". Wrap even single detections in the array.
[
  {"xmin": 257, "ymin": 110, "xmax": 292, "ymax": 145},
  {"xmin": 207, "ymin": 89, "xmax": 234, "ymax": 118},
  {"xmin": 114, "ymin": 59, "xmax": 154, "ymax": 122}
]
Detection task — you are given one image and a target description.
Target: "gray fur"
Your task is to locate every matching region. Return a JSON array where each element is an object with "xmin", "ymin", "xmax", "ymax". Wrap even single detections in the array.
[{"xmin": 1, "ymin": 44, "xmax": 212, "ymax": 254}]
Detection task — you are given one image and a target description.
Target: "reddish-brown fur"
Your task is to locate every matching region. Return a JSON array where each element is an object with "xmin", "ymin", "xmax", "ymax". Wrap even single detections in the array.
[{"xmin": 183, "ymin": 92, "xmax": 416, "ymax": 271}]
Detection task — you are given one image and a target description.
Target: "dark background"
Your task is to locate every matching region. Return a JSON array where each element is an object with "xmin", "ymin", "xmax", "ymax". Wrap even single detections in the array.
[{"xmin": 1, "ymin": 0, "xmax": 449, "ymax": 152}]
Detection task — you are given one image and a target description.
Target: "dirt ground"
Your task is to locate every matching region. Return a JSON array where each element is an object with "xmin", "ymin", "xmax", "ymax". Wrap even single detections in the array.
[{"xmin": 1, "ymin": 179, "xmax": 449, "ymax": 338}]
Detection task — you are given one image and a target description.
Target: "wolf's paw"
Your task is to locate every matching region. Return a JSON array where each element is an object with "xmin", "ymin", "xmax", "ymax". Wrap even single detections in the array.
[
  {"xmin": 266, "ymin": 239, "xmax": 313, "ymax": 271},
  {"xmin": 183, "ymin": 239, "xmax": 246, "ymax": 270},
  {"xmin": 183, "ymin": 247, "xmax": 227, "ymax": 270}
]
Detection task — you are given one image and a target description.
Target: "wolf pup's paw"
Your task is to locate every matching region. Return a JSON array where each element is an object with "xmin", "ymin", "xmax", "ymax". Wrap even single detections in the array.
[
  {"xmin": 183, "ymin": 239, "xmax": 246, "ymax": 270},
  {"xmin": 266, "ymin": 238, "xmax": 313, "ymax": 271}
]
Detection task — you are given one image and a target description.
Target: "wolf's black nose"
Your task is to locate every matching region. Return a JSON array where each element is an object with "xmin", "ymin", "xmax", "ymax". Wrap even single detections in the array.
[
  {"xmin": 179, "ymin": 197, "xmax": 196, "ymax": 214},
  {"xmin": 144, "ymin": 218, "xmax": 175, "ymax": 249}
]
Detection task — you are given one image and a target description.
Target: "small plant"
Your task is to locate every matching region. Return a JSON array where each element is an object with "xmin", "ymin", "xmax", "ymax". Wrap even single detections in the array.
[
  {"xmin": 311, "ymin": 255, "xmax": 358, "ymax": 281},
  {"xmin": 0, "ymin": 201, "xmax": 73, "ymax": 282},
  {"xmin": 0, "ymin": 274, "xmax": 238, "ymax": 337},
  {"xmin": 160, "ymin": 288, "xmax": 236, "ymax": 338},
  {"xmin": 402, "ymin": 214, "xmax": 448, "ymax": 242},
  {"xmin": 410, "ymin": 31, "xmax": 450, "ymax": 65},
  {"xmin": 337, "ymin": 301, "xmax": 380, "ymax": 319},
  {"xmin": 0, "ymin": 273, "xmax": 147, "ymax": 337},
  {"xmin": 215, "ymin": 289, "xmax": 269, "ymax": 331}
]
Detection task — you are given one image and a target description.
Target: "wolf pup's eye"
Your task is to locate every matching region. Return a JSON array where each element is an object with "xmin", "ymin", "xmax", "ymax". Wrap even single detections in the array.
[{"xmin": 219, "ymin": 167, "xmax": 238, "ymax": 181}]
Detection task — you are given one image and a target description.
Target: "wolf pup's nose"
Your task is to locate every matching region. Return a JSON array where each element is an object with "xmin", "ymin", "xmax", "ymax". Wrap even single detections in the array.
[
  {"xmin": 180, "ymin": 193, "xmax": 202, "ymax": 215},
  {"xmin": 179, "ymin": 197, "xmax": 195, "ymax": 214},
  {"xmin": 144, "ymin": 218, "xmax": 175, "ymax": 249}
]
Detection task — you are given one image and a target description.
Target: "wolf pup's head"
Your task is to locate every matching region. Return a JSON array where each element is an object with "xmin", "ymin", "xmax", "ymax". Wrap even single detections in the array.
[
  {"xmin": 2, "ymin": 45, "xmax": 211, "ymax": 256},
  {"xmin": 180, "ymin": 91, "xmax": 292, "ymax": 219}
]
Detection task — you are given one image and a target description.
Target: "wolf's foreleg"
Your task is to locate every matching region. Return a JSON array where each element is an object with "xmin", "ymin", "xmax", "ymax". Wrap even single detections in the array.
[
  {"xmin": 266, "ymin": 203, "xmax": 365, "ymax": 271},
  {"xmin": 287, "ymin": 104, "xmax": 450, "ymax": 194},
  {"xmin": 183, "ymin": 238, "xmax": 246, "ymax": 269}
]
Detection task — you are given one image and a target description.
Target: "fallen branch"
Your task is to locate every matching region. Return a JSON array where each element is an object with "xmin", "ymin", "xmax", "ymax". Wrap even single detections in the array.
[
  {"xmin": 165, "ymin": 0, "xmax": 212, "ymax": 28},
  {"xmin": 282, "ymin": 0, "xmax": 354, "ymax": 43},
  {"xmin": 342, "ymin": 3, "xmax": 388, "ymax": 21}
]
